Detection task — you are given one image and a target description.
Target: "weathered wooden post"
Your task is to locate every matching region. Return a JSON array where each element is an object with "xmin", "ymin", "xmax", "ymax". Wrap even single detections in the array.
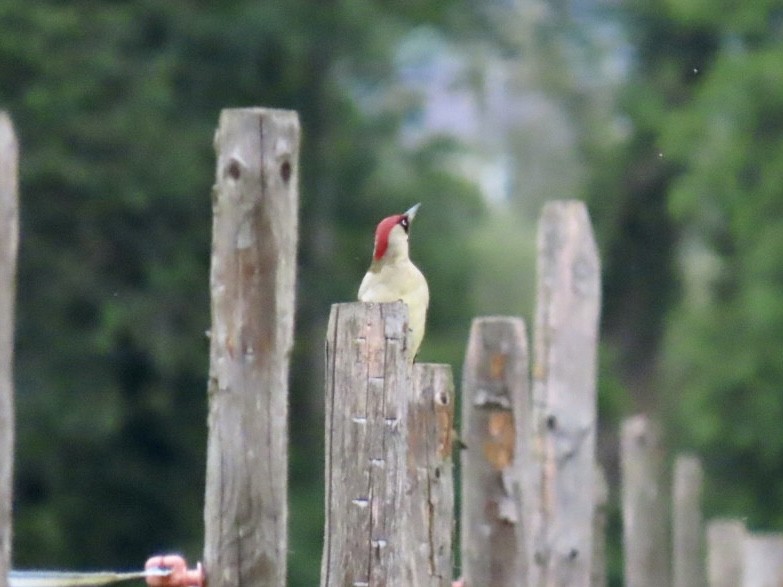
[
  {"xmin": 461, "ymin": 316, "xmax": 530, "ymax": 586},
  {"xmin": 204, "ymin": 108, "xmax": 300, "ymax": 587},
  {"xmin": 591, "ymin": 466, "xmax": 609, "ymax": 587},
  {"xmin": 672, "ymin": 454, "xmax": 705, "ymax": 587},
  {"xmin": 742, "ymin": 533, "xmax": 783, "ymax": 587},
  {"xmin": 621, "ymin": 415, "xmax": 669, "ymax": 587},
  {"xmin": 321, "ymin": 301, "xmax": 412, "ymax": 586},
  {"xmin": 0, "ymin": 112, "xmax": 18, "ymax": 587},
  {"xmin": 706, "ymin": 519, "xmax": 745, "ymax": 587},
  {"xmin": 408, "ymin": 363, "xmax": 455, "ymax": 586},
  {"xmin": 529, "ymin": 200, "xmax": 601, "ymax": 586}
]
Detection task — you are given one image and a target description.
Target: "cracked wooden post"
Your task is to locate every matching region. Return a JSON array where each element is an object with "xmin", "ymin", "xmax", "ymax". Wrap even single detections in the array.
[
  {"xmin": 461, "ymin": 317, "xmax": 530, "ymax": 586},
  {"xmin": 408, "ymin": 363, "xmax": 455, "ymax": 586},
  {"xmin": 530, "ymin": 200, "xmax": 601, "ymax": 586},
  {"xmin": 204, "ymin": 108, "xmax": 300, "ymax": 587},
  {"xmin": 621, "ymin": 415, "xmax": 669, "ymax": 587},
  {"xmin": 672, "ymin": 454, "xmax": 705, "ymax": 587},
  {"xmin": 321, "ymin": 302, "xmax": 412, "ymax": 587},
  {"xmin": 742, "ymin": 533, "xmax": 783, "ymax": 587},
  {"xmin": 706, "ymin": 519, "xmax": 745, "ymax": 587},
  {"xmin": 0, "ymin": 112, "xmax": 19, "ymax": 587}
]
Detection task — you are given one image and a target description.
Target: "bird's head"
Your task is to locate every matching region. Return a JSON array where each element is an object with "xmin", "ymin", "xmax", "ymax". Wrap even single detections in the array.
[{"xmin": 372, "ymin": 203, "xmax": 420, "ymax": 262}]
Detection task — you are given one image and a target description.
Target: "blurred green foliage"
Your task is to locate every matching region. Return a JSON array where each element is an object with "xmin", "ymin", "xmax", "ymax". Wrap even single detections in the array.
[
  {"xmin": 2, "ymin": 0, "xmax": 783, "ymax": 584},
  {"xmin": 587, "ymin": 0, "xmax": 783, "ymax": 578},
  {"xmin": 656, "ymin": 13, "xmax": 783, "ymax": 529}
]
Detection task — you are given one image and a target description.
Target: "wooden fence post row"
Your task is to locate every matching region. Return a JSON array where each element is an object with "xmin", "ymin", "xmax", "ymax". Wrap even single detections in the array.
[
  {"xmin": 319, "ymin": 201, "xmax": 603, "ymax": 587},
  {"xmin": 618, "ymin": 421, "xmax": 716, "ymax": 587},
  {"xmin": 5, "ymin": 103, "xmax": 782, "ymax": 587},
  {"xmin": 705, "ymin": 519, "xmax": 783, "ymax": 587},
  {"xmin": 0, "ymin": 111, "xmax": 19, "ymax": 587},
  {"xmin": 618, "ymin": 427, "xmax": 783, "ymax": 587}
]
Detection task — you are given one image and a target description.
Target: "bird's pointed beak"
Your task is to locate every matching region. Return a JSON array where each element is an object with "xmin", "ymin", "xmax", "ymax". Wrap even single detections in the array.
[{"xmin": 405, "ymin": 203, "xmax": 421, "ymax": 221}]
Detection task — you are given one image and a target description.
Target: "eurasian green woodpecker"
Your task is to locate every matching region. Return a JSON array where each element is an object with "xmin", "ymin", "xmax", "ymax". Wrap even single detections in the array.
[{"xmin": 358, "ymin": 203, "xmax": 429, "ymax": 361}]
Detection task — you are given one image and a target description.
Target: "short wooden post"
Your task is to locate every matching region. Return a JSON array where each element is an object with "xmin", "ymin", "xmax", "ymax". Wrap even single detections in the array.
[
  {"xmin": 742, "ymin": 533, "xmax": 783, "ymax": 587},
  {"xmin": 204, "ymin": 108, "xmax": 300, "ymax": 587},
  {"xmin": 672, "ymin": 454, "xmax": 705, "ymax": 587},
  {"xmin": 621, "ymin": 415, "xmax": 669, "ymax": 587},
  {"xmin": 461, "ymin": 317, "xmax": 530, "ymax": 586},
  {"xmin": 591, "ymin": 465, "xmax": 609, "ymax": 587},
  {"xmin": 530, "ymin": 200, "xmax": 601, "ymax": 586},
  {"xmin": 408, "ymin": 363, "xmax": 455, "ymax": 586},
  {"xmin": 321, "ymin": 302, "xmax": 412, "ymax": 586},
  {"xmin": 706, "ymin": 519, "xmax": 745, "ymax": 587},
  {"xmin": 0, "ymin": 112, "xmax": 19, "ymax": 587}
]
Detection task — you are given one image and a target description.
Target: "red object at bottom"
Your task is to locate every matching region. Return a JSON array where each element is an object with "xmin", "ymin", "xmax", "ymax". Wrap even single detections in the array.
[{"xmin": 144, "ymin": 555, "xmax": 204, "ymax": 587}]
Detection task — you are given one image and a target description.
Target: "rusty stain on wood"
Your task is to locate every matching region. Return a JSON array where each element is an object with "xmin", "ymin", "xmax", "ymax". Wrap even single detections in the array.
[
  {"xmin": 434, "ymin": 387, "xmax": 454, "ymax": 460},
  {"xmin": 489, "ymin": 353, "xmax": 506, "ymax": 380},
  {"xmin": 483, "ymin": 411, "xmax": 515, "ymax": 470}
]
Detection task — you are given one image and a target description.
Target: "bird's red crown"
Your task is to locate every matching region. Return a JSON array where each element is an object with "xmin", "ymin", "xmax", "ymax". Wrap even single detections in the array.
[{"xmin": 373, "ymin": 214, "xmax": 405, "ymax": 261}]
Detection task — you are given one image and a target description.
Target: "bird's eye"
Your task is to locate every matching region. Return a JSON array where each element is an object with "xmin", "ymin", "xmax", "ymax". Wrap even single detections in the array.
[{"xmin": 400, "ymin": 217, "xmax": 409, "ymax": 231}]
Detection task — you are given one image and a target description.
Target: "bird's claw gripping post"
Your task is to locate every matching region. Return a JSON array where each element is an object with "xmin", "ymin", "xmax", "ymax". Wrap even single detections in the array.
[{"xmin": 144, "ymin": 556, "xmax": 204, "ymax": 587}]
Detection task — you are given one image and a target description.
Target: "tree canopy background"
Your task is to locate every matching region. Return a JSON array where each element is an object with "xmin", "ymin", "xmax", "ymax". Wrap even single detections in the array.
[{"xmin": 2, "ymin": 1, "xmax": 782, "ymax": 585}]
